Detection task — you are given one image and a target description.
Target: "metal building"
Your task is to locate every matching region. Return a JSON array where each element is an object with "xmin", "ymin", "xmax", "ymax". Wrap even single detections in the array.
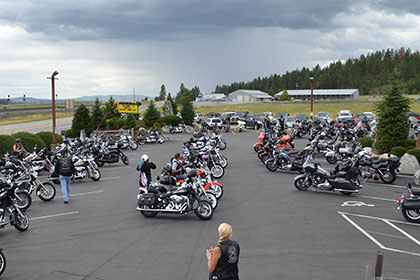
[
  {"xmin": 228, "ymin": 90, "xmax": 273, "ymax": 102},
  {"xmin": 274, "ymin": 89, "xmax": 359, "ymax": 100}
]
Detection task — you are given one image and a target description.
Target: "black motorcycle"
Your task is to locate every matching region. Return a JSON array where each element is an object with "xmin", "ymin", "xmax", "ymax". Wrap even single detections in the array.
[
  {"xmin": 265, "ymin": 148, "xmax": 305, "ymax": 173},
  {"xmin": 93, "ymin": 143, "xmax": 129, "ymax": 167},
  {"xmin": 294, "ymin": 155, "xmax": 362, "ymax": 195},
  {"xmin": 137, "ymin": 171, "xmax": 214, "ymax": 220},
  {"xmin": 397, "ymin": 183, "xmax": 420, "ymax": 223},
  {"xmin": 0, "ymin": 173, "xmax": 30, "ymax": 231},
  {"xmin": 0, "ymin": 248, "xmax": 5, "ymax": 277}
]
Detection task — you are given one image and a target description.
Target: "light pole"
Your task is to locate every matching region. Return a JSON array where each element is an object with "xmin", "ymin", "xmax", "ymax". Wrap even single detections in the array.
[
  {"xmin": 309, "ymin": 77, "xmax": 314, "ymax": 119},
  {"xmin": 47, "ymin": 71, "xmax": 59, "ymax": 148}
]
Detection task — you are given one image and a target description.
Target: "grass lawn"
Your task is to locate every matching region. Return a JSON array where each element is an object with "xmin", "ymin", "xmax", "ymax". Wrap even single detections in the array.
[
  {"xmin": 0, "ymin": 112, "xmax": 74, "ymax": 125},
  {"xmin": 194, "ymin": 97, "xmax": 420, "ymax": 118}
]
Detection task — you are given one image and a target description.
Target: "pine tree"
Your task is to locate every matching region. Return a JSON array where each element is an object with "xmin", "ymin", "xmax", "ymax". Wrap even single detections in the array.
[
  {"xmin": 91, "ymin": 98, "xmax": 104, "ymax": 130},
  {"xmin": 103, "ymin": 96, "xmax": 117, "ymax": 119},
  {"xmin": 72, "ymin": 104, "xmax": 93, "ymax": 137},
  {"xmin": 143, "ymin": 102, "xmax": 161, "ymax": 127},
  {"xmin": 167, "ymin": 93, "xmax": 178, "ymax": 115},
  {"xmin": 180, "ymin": 90, "xmax": 195, "ymax": 125},
  {"xmin": 123, "ymin": 114, "xmax": 137, "ymax": 129},
  {"xmin": 279, "ymin": 90, "xmax": 291, "ymax": 101},
  {"xmin": 159, "ymin": 84, "xmax": 166, "ymax": 100},
  {"xmin": 375, "ymin": 73, "xmax": 411, "ymax": 153}
]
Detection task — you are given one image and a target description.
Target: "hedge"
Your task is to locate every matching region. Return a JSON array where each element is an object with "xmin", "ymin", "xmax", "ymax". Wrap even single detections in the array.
[
  {"xmin": 161, "ymin": 115, "xmax": 182, "ymax": 126},
  {"xmin": 405, "ymin": 139, "xmax": 417, "ymax": 150},
  {"xmin": 359, "ymin": 137, "xmax": 374, "ymax": 148},
  {"xmin": 35, "ymin": 132, "xmax": 63, "ymax": 148},
  {"xmin": 407, "ymin": 148, "xmax": 420, "ymax": 164},
  {"xmin": 12, "ymin": 132, "xmax": 46, "ymax": 152},
  {"xmin": 0, "ymin": 135, "xmax": 15, "ymax": 156},
  {"xmin": 390, "ymin": 146, "xmax": 406, "ymax": 158}
]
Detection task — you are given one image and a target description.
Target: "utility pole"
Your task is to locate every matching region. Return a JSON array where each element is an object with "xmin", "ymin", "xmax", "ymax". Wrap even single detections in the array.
[
  {"xmin": 47, "ymin": 71, "xmax": 59, "ymax": 149},
  {"xmin": 133, "ymin": 88, "xmax": 135, "ymax": 103},
  {"xmin": 309, "ymin": 77, "xmax": 314, "ymax": 119}
]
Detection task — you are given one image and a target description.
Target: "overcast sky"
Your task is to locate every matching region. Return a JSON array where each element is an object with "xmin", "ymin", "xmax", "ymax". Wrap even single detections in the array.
[{"xmin": 1, "ymin": 0, "xmax": 420, "ymax": 99}]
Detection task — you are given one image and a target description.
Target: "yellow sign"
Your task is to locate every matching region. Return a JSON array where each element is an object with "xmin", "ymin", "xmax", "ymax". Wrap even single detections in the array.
[{"xmin": 117, "ymin": 103, "xmax": 138, "ymax": 114}]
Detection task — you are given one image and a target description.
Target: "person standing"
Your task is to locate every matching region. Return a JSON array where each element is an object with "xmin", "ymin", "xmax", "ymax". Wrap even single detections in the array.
[
  {"xmin": 54, "ymin": 149, "xmax": 75, "ymax": 204},
  {"xmin": 264, "ymin": 116, "xmax": 272, "ymax": 138},
  {"xmin": 137, "ymin": 154, "xmax": 156, "ymax": 187},
  {"xmin": 206, "ymin": 223, "xmax": 240, "ymax": 280}
]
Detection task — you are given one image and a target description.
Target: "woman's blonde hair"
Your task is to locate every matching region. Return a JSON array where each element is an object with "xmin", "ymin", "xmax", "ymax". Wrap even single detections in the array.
[{"xmin": 218, "ymin": 223, "xmax": 232, "ymax": 245}]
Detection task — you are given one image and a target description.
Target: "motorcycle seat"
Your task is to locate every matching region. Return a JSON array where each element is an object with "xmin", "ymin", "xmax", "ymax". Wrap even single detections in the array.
[
  {"xmin": 372, "ymin": 163, "xmax": 386, "ymax": 169},
  {"xmin": 372, "ymin": 158, "xmax": 388, "ymax": 164},
  {"xmin": 328, "ymin": 172, "xmax": 347, "ymax": 179}
]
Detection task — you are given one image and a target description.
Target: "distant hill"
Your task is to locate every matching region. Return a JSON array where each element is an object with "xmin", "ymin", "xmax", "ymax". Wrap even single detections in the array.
[{"xmin": 9, "ymin": 94, "xmax": 150, "ymax": 104}]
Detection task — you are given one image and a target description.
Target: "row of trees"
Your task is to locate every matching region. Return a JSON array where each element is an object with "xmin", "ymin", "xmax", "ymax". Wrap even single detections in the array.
[{"xmin": 214, "ymin": 48, "xmax": 420, "ymax": 95}]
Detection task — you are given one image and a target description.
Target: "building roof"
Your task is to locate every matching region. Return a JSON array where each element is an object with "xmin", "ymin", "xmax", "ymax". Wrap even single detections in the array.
[
  {"xmin": 229, "ymin": 89, "xmax": 271, "ymax": 97},
  {"xmin": 274, "ymin": 89, "xmax": 358, "ymax": 96}
]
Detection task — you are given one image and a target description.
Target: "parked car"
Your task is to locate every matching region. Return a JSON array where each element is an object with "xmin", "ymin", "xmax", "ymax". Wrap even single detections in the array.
[
  {"xmin": 353, "ymin": 113, "xmax": 369, "ymax": 123},
  {"xmin": 408, "ymin": 112, "xmax": 420, "ymax": 120},
  {"xmin": 337, "ymin": 110, "xmax": 353, "ymax": 123},
  {"xmin": 285, "ymin": 116, "xmax": 296, "ymax": 128},
  {"xmin": 206, "ymin": 118, "xmax": 224, "ymax": 129},
  {"xmin": 205, "ymin": 112, "xmax": 220, "ymax": 119},
  {"xmin": 363, "ymin": 112, "xmax": 376, "ymax": 121},
  {"xmin": 220, "ymin": 112, "xmax": 235, "ymax": 123},
  {"xmin": 316, "ymin": 112, "xmax": 333, "ymax": 123},
  {"xmin": 275, "ymin": 112, "xmax": 289, "ymax": 120},
  {"xmin": 245, "ymin": 113, "xmax": 265, "ymax": 130},
  {"xmin": 295, "ymin": 114, "xmax": 308, "ymax": 122},
  {"xmin": 230, "ymin": 111, "xmax": 249, "ymax": 124}
]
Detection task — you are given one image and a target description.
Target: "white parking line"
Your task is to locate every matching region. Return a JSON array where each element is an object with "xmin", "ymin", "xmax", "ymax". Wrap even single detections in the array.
[
  {"xmin": 32, "ymin": 190, "xmax": 104, "ymax": 202},
  {"xmin": 358, "ymin": 195, "xmax": 397, "ymax": 202},
  {"xmin": 383, "ymin": 220, "xmax": 420, "ymax": 246},
  {"xmin": 31, "ymin": 211, "xmax": 79, "ymax": 221},
  {"xmin": 338, "ymin": 211, "xmax": 420, "ymax": 227},
  {"xmin": 101, "ymin": 176, "xmax": 121, "ymax": 181}
]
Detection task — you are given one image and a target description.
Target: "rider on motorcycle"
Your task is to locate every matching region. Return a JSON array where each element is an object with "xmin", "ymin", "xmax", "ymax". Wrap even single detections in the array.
[{"xmin": 172, "ymin": 153, "xmax": 187, "ymax": 180}]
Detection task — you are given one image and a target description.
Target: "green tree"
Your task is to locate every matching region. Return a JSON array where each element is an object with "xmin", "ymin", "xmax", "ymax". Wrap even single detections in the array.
[
  {"xmin": 103, "ymin": 96, "xmax": 117, "ymax": 119},
  {"xmin": 72, "ymin": 104, "xmax": 93, "ymax": 136},
  {"xmin": 180, "ymin": 90, "xmax": 195, "ymax": 125},
  {"xmin": 167, "ymin": 93, "xmax": 178, "ymax": 114},
  {"xmin": 375, "ymin": 76, "xmax": 411, "ymax": 153},
  {"xmin": 159, "ymin": 84, "xmax": 166, "ymax": 100},
  {"xmin": 279, "ymin": 90, "xmax": 291, "ymax": 101},
  {"xmin": 123, "ymin": 114, "xmax": 137, "ymax": 129},
  {"xmin": 143, "ymin": 101, "xmax": 161, "ymax": 127},
  {"xmin": 91, "ymin": 98, "xmax": 105, "ymax": 130}
]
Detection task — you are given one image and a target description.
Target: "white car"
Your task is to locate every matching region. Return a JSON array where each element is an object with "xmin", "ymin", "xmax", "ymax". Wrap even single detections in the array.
[
  {"xmin": 337, "ymin": 110, "xmax": 353, "ymax": 123},
  {"xmin": 285, "ymin": 116, "xmax": 296, "ymax": 128},
  {"xmin": 316, "ymin": 112, "xmax": 332, "ymax": 123},
  {"xmin": 206, "ymin": 118, "xmax": 224, "ymax": 129},
  {"xmin": 194, "ymin": 113, "xmax": 204, "ymax": 122}
]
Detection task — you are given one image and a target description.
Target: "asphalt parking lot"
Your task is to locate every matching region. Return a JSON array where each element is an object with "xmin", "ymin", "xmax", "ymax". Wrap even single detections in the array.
[{"xmin": 1, "ymin": 131, "xmax": 420, "ymax": 280}]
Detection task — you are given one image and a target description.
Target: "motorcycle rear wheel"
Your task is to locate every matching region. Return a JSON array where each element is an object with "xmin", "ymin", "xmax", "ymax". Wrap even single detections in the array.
[
  {"xmin": 13, "ymin": 211, "xmax": 29, "ymax": 231},
  {"xmin": 140, "ymin": 205, "xmax": 158, "ymax": 218},
  {"xmin": 294, "ymin": 177, "xmax": 311, "ymax": 191},
  {"xmin": 195, "ymin": 201, "xmax": 214, "ymax": 220},
  {"xmin": 0, "ymin": 250, "xmax": 6, "ymax": 276},
  {"xmin": 401, "ymin": 209, "xmax": 420, "ymax": 223},
  {"xmin": 38, "ymin": 182, "xmax": 56, "ymax": 201},
  {"xmin": 380, "ymin": 170, "xmax": 396, "ymax": 184},
  {"xmin": 15, "ymin": 191, "xmax": 32, "ymax": 211}
]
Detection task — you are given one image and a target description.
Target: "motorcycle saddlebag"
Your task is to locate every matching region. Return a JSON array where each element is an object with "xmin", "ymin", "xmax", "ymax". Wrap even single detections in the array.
[
  {"xmin": 138, "ymin": 193, "xmax": 156, "ymax": 206},
  {"xmin": 329, "ymin": 178, "xmax": 358, "ymax": 190},
  {"xmin": 402, "ymin": 197, "xmax": 420, "ymax": 210}
]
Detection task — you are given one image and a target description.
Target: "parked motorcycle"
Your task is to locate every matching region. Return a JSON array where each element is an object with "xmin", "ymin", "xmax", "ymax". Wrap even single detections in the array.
[
  {"xmin": 93, "ymin": 143, "xmax": 129, "ymax": 167},
  {"xmin": 118, "ymin": 134, "xmax": 138, "ymax": 150},
  {"xmin": 397, "ymin": 183, "xmax": 420, "ymax": 223},
  {"xmin": 265, "ymin": 148, "xmax": 306, "ymax": 173},
  {"xmin": 0, "ymin": 173, "xmax": 30, "ymax": 231},
  {"xmin": 137, "ymin": 130, "xmax": 165, "ymax": 144},
  {"xmin": 137, "ymin": 170, "xmax": 214, "ymax": 220},
  {"xmin": 0, "ymin": 248, "xmax": 5, "ymax": 276},
  {"xmin": 169, "ymin": 123, "xmax": 187, "ymax": 134},
  {"xmin": 294, "ymin": 155, "xmax": 362, "ymax": 195}
]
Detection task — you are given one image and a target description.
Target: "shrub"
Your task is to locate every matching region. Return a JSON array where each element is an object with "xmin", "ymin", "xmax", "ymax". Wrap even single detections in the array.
[
  {"xmin": 35, "ymin": 132, "xmax": 63, "ymax": 148},
  {"xmin": 65, "ymin": 129, "xmax": 76, "ymax": 138},
  {"xmin": 152, "ymin": 122, "xmax": 163, "ymax": 134},
  {"xmin": 123, "ymin": 114, "xmax": 137, "ymax": 130},
  {"xmin": 390, "ymin": 146, "xmax": 406, "ymax": 157},
  {"xmin": 0, "ymin": 135, "xmax": 15, "ymax": 156},
  {"xmin": 359, "ymin": 137, "xmax": 374, "ymax": 148},
  {"xmin": 12, "ymin": 132, "xmax": 46, "ymax": 152},
  {"xmin": 116, "ymin": 117, "xmax": 125, "ymax": 129},
  {"xmin": 404, "ymin": 139, "xmax": 417, "ymax": 150},
  {"xmin": 407, "ymin": 149, "xmax": 420, "ymax": 164},
  {"xmin": 161, "ymin": 115, "xmax": 182, "ymax": 126},
  {"xmin": 106, "ymin": 118, "xmax": 118, "ymax": 129},
  {"xmin": 279, "ymin": 90, "xmax": 291, "ymax": 101}
]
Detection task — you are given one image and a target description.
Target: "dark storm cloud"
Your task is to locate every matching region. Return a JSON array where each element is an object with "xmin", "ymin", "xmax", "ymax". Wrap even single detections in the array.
[{"xmin": 0, "ymin": 0, "xmax": 360, "ymax": 41}]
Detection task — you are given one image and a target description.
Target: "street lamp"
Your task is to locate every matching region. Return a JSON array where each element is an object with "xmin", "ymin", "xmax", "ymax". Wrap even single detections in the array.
[
  {"xmin": 47, "ymin": 71, "xmax": 59, "ymax": 148},
  {"xmin": 309, "ymin": 77, "xmax": 314, "ymax": 120}
]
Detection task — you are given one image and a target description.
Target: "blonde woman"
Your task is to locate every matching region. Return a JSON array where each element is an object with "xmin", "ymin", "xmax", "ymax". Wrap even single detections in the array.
[{"xmin": 206, "ymin": 223, "xmax": 240, "ymax": 280}]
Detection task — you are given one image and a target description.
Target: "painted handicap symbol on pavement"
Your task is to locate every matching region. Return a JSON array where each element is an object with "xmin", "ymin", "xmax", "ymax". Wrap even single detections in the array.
[{"xmin": 341, "ymin": 201, "xmax": 375, "ymax": 207}]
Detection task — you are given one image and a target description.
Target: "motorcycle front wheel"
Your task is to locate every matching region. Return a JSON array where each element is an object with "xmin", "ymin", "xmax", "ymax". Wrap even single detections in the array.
[
  {"xmin": 15, "ymin": 191, "xmax": 32, "ymax": 211},
  {"xmin": 326, "ymin": 155, "xmax": 338, "ymax": 164},
  {"xmin": 265, "ymin": 162, "xmax": 278, "ymax": 172},
  {"xmin": 205, "ymin": 192, "xmax": 218, "ymax": 210},
  {"xmin": 401, "ymin": 209, "xmax": 420, "ymax": 223},
  {"xmin": 294, "ymin": 177, "xmax": 311, "ymax": 191},
  {"xmin": 209, "ymin": 184, "xmax": 223, "ymax": 199},
  {"xmin": 91, "ymin": 169, "xmax": 101, "ymax": 181},
  {"xmin": 195, "ymin": 201, "xmax": 214, "ymax": 220},
  {"xmin": 210, "ymin": 165, "xmax": 224, "ymax": 179},
  {"xmin": 0, "ymin": 250, "xmax": 6, "ymax": 276},
  {"xmin": 121, "ymin": 155, "xmax": 129, "ymax": 165},
  {"xmin": 158, "ymin": 137, "xmax": 165, "ymax": 144},
  {"xmin": 13, "ymin": 211, "xmax": 29, "ymax": 231},
  {"xmin": 219, "ymin": 140, "xmax": 227, "ymax": 150},
  {"xmin": 218, "ymin": 156, "xmax": 228, "ymax": 168},
  {"xmin": 37, "ymin": 182, "xmax": 56, "ymax": 201},
  {"xmin": 129, "ymin": 142, "xmax": 138, "ymax": 150}
]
